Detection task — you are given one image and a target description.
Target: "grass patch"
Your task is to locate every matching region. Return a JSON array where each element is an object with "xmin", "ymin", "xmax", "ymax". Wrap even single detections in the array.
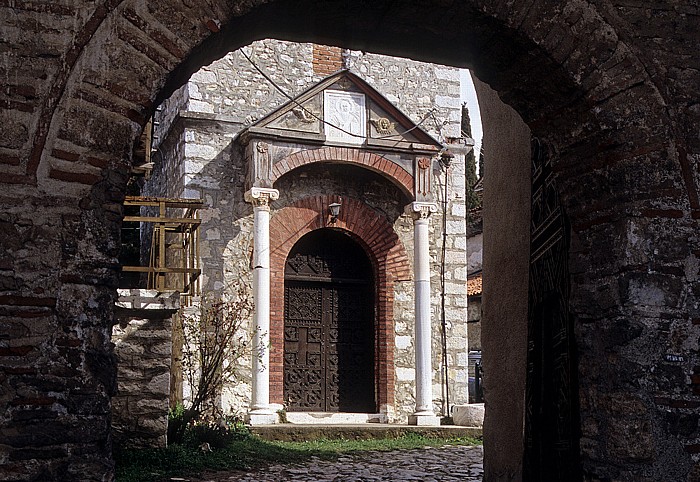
[{"xmin": 115, "ymin": 433, "xmax": 481, "ymax": 482}]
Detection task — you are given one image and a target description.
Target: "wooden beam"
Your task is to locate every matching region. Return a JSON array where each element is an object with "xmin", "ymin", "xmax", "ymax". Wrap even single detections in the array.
[
  {"xmin": 122, "ymin": 267, "xmax": 202, "ymax": 274},
  {"xmin": 124, "ymin": 195, "xmax": 204, "ymax": 209},
  {"xmin": 122, "ymin": 216, "xmax": 202, "ymax": 224}
]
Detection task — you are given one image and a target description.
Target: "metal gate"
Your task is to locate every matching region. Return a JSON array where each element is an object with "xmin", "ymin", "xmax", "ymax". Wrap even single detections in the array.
[
  {"xmin": 524, "ymin": 139, "xmax": 581, "ymax": 480},
  {"xmin": 283, "ymin": 230, "xmax": 375, "ymax": 412}
]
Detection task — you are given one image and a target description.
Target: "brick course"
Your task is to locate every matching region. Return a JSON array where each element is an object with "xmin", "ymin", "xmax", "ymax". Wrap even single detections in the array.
[
  {"xmin": 313, "ymin": 45, "xmax": 343, "ymax": 75},
  {"xmin": 270, "ymin": 148, "xmax": 414, "ymax": 197}
]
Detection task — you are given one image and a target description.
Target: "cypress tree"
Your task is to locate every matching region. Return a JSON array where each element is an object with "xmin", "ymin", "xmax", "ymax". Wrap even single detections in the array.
[{"xmin": 461, "ymin": 104, "xmax": 481, "ymax": 211}]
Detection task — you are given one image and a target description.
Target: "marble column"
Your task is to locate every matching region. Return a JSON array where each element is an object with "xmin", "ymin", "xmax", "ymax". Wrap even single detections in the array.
[
  {"xmin": 245, "ymin": 187, "xmax": 279, "ymax": 425},
  {"xmin": 406, "ymin": 201, "xmax": 441, "ymax": 426}
]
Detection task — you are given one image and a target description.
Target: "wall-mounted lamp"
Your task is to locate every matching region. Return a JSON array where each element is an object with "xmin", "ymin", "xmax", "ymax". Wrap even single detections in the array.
[
  {"xmin": 439, "ymin": 150, "xmax": 454, "ymax": 168},
  {"xmin": 328, "ymin": 201, "xmax": 342, "ymax": 224}
]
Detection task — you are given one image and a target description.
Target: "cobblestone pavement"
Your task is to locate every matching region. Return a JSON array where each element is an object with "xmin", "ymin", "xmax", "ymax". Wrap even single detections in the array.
[{"xmin": 189, "ymin": 445, "xmax": 483, "ymax": 481}]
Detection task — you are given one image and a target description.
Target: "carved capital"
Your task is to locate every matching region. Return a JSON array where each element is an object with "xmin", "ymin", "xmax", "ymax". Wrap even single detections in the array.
[
  {"xmin": 405, "ymin": 202, "xmax": 438, "ymax": 220},
  {"xmin": 245, "ymin": 188, "xmax": 280, "ymax": 208}
]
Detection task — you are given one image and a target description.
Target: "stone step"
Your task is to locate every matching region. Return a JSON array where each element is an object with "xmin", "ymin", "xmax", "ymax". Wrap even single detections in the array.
[{"xmin": 249, "ymin": 424, "xmax": 482, "ymax": 442}]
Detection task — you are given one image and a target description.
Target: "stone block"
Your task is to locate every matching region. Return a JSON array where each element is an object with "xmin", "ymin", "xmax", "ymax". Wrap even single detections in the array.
[
  {"xmin": 453, "ymin": 403, "xmax": 484, "ymax": 428},
  {"xmin": 408, "ymin": 414, "xmax": 441, "ymax": 426},
  {"xmin": 396, "ymin": 367, "xmax": 415, "ymax": 382},
  {"xmin": 248, "ymin": 412, "xmax": 278, "ymax": 425},
  {"xmin": 395, "ymin": 336, "xmax": 412, "ymax": 350},
  {"xmin": 115, "ymin": 290, "xmax": 180, "ymax": 318}
]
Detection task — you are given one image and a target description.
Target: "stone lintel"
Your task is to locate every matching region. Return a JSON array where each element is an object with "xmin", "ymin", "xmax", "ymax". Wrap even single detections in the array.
[{"xmin": 115, "ymin": 289, "xmax": 180, "ymax": 319}]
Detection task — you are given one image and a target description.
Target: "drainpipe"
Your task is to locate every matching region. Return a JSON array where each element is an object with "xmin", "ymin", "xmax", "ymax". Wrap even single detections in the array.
[{"xmin": 439, "ymin": 152, "xmax": 453, "ymax": 417}]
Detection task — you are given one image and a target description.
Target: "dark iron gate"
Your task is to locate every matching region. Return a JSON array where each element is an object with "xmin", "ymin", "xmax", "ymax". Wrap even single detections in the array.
[
  {"xmin": 524, "ymin": 139, "xmax": 581, "ymax": 481},
  {"xmin": 283, "ymin": 230, "xmax": 375, "ymax": 412}
]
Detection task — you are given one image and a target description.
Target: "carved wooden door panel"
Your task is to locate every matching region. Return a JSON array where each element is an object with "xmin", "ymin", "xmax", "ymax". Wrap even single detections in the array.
[
  {"xmin": 284, "ymin": 281, "xmax": 376, "ymax": 412},
  {"xmin": 283, "ymin": 228, "xmax": 376, "ymax": 413},
  {"xmin": 284, "ymin": 282, "xmax": 325, "ymax": 411},
  {"xmin": 524, "ymin": 139, "xmax": 581, "ymax": 481},
  {"xmin": 284, "ymin": 281, "xmax": 374, "ymax": 412}
]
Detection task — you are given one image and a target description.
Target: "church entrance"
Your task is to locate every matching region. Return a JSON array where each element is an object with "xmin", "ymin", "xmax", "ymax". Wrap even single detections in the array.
[{"xmin": 283, "ymin": 229, "xmax": 376, "ymax": 413}]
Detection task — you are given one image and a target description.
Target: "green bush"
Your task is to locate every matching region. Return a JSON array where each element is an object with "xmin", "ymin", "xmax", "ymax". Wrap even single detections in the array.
[{"xmin": 183, "ymin": 416, "xmax": 250, "ymax": 449}]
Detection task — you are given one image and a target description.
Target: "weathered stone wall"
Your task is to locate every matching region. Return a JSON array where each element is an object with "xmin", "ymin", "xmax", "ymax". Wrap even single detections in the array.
[
  {"xmin": 467, "ymin": 232, "xmax": 483, "ymax": 273},
  {"xmin": 148, "ymin": 40, "xmax": 470, "ymax": 421},
  {"xmin": 2, "ymin": 1, "xmax": 699, "ymax": 480},
  {"xmin": 153, "ymin": 85, "xmax": 188, "ymax": 151},
  {"xmin": 467, "ymin": 299, "xmax": 482, "ymax": 352},
  {"xmin": 111, "ymin": 290, "xmax": 178, "ymax": 448},
  {"xmin": 477, "ymin": 75, "xmax": 531, "ymax": 482}
]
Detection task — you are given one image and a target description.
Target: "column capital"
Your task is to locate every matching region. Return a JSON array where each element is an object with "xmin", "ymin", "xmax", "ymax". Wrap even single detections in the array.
[
  {"xmin": 405, "ymin": 201, "xmax": 438, "ymax": 220},
  {"xmin": 245, "ymin": 188, "xmax": 280, "ymax": 207}
]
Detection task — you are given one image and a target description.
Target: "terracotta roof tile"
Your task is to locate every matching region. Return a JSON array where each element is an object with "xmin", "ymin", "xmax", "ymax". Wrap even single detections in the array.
[{"xmin": 467, "ymin": 272, "xmax": 482, "ymax": 297}]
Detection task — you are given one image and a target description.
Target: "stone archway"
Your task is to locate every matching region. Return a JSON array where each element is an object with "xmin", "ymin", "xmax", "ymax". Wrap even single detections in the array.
[{"xmin": 2, "ymin": 1, "xmax": 699, "ymax": 480}]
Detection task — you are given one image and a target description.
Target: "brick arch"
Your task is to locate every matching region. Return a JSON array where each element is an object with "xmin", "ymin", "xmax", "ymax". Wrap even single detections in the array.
[
  {"xmin": 268, "ymin": 195, "xmax": 411, "ymax": 409},
  {"xmin": 270, "ymin": 148, "xmax": 414, "ymax": 199},
  {"xmin": 3, "ymin": 0, "xmax": 699, "ymax": 480}
]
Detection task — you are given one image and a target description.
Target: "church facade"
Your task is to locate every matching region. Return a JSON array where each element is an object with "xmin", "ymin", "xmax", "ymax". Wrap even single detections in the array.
[{"xmin": 145, "ymin": 40, "xmax": 474, "ymax": 424}]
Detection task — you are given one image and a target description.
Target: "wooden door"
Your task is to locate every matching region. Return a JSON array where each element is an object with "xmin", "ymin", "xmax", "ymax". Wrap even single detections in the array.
[{"xmin": 283, "ymin": 229, "xmax": 375, "ymax": 412}]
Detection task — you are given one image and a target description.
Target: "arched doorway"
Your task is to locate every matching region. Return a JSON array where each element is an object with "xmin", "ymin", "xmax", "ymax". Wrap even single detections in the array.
[{"xmin": 283, "ymin": 229, "xmax": 376, "ymax": 413}]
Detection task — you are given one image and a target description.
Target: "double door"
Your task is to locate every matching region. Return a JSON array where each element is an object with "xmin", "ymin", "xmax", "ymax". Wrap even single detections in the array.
[{"xmin": 283, "ymin": 280, "xmax": 375, "ymax": 412}]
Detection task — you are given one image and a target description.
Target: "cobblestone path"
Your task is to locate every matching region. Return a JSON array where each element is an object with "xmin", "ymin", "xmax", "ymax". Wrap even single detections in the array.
[{"xmin": 189, "ymin": 444, "xmax": 483, "ymax": 481}]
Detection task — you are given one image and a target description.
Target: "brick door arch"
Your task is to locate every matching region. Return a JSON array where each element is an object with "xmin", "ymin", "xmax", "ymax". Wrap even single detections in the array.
[
  {"xmin": 268, "ymin": 195, "xmax": 410, "ymax": 409},
  {"xmin": 270, "ymin": 148, "xmax": 414, "ymax": 199}
]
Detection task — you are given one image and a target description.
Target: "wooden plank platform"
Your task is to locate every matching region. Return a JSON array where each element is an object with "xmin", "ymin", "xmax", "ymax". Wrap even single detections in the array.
[{"xmin": 249, "ymin": 424, "xmax": 482, "ymax": 442}]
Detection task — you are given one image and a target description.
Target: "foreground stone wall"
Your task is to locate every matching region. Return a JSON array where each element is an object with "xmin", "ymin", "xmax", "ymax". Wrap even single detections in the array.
[
  {"xmin": 111, "ymin": 290, "xmax": 179, "ymax": 448},
  {"xmin": 477, "ymin": 76, "xmax": 531, "ymax": 481},
  {"xmin": 1, "ymin": 1, "xmax": 698, "ymax": 480}
]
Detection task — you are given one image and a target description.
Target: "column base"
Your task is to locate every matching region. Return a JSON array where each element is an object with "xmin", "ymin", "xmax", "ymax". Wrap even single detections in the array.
[
  {"xmin": 246, "ymin": 410, "xmax": 278, "ymax": 425},
  {"xmin": 408, "ymin": 412, "xmax": 441, "ymax": 426}
]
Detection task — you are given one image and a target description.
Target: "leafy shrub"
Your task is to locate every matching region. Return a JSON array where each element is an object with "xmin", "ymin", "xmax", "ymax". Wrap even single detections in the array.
[
  {"xmin": 182, "ymin": 415, "xmax": 250, "ymax": 449},
  {"xmin": 168, "ymin": 405, "xmax": 250, "ymax": 449}
]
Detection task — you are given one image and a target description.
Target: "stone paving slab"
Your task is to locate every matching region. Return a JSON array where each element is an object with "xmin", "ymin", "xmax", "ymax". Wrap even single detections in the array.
[
  {"xmin": 249, "ymin": 424, "xmax": 482, "ymax": 442},
  {"xmin": 186, "ymin": 444, "xmax": 483, "ymax": 481}
]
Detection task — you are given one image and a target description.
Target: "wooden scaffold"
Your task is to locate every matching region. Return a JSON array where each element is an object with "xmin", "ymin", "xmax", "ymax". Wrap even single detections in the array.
[{"xmin": 121, "ymin": 196, "xmax": 203, "ymax": 302}]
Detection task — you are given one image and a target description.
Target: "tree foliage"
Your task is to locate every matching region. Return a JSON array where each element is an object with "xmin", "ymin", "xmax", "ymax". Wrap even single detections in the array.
[{"xmin": 461, "ymin": 104, "xmax": 481, "ymax": 211}]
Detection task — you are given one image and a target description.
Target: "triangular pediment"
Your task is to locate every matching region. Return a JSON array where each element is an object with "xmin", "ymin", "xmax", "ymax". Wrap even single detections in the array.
[{"xmin": 249, "ymin": 70, "xmax": 442, "ymax": 151}]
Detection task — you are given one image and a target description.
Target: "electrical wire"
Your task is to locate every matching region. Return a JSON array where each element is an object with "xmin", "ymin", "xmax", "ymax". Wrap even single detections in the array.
[{"xmin": 437, "ymin": 160, "xmax": 451, "ymax": 417}]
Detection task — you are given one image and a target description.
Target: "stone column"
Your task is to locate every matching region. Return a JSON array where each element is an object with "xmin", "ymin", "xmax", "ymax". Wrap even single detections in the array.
[
  {"xmin": 245, "ymin": 187, "xmax": 279, "ymax": 425},
  {"xmin": 406, "ymin": 202, "xmax": 441, "ymax": 426}
]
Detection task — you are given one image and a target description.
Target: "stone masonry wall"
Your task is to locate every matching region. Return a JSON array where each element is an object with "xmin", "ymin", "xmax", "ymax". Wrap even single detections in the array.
[
  {"xmin": 112, "ymin": 317, "xmax": 172, "ymax": 447},
  {"xmin": 2, "ymin": 1, "xmax": 699, "ymax": 480},
  {"xmin": 148, "ymin": 39, "xmax": 469, "ymax": 421},
  {"xmin": 111, "ymin": 290, "xmax": 179, "ymax": 448}
]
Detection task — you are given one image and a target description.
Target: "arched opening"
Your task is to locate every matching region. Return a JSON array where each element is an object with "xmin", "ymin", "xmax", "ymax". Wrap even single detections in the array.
[
  {"xmin": 268, "ymin": 194, "xmax": 411, "ymax": 418},
  {"xmin": 3, "ymin": 1, "xmax": 694, "ymax": 481},
  {"xmin": 283, "ymin": 229, "xmax": 376, "ymax": 413}
]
